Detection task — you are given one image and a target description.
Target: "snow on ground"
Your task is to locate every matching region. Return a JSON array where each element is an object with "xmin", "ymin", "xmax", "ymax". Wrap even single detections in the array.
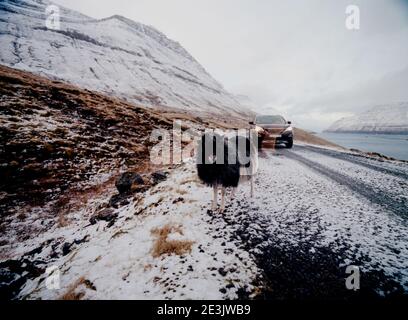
[
  {"xmin": 18, "ymin": 159, "xmax": 259, "ymax": 300},
  {"xmin": 3, "ymin": 142, "xmax": 408, "ymax": 299},
  {"xmin": 226, "ymin": 148, "xmax": 408, "ymax": 291}
]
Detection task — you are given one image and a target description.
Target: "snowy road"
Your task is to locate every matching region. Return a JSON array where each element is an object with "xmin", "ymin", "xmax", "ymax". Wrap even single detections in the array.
[{"xmin": 219, "ymin": 144, "xmax": 408, "ymax": 299}]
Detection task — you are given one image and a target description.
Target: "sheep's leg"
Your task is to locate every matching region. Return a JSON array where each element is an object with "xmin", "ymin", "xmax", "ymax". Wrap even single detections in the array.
[
  {"xmin": 250, "ymin": 176, "xmax": 254, "ymax": 198},
  {"xmin": 220, "ymin": 187, "xmax": 226, "ymax": 213},
  {"xmin": 230, "ymin": 187, "xmax": 237, "ymax": 200},
  {"xmin": 212, "ymin": 184, "xmax": 218, "ymax": 211}
]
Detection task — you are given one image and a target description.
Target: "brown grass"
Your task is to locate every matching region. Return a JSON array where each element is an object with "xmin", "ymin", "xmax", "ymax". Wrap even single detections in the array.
[
  {"xmin": 180, "ymin": 177, "xmax": 200, "ymax": 185},
  {"xmin": 57, "ymin": 213, "xmax": 69, "ymax": 227},
  {"xmin": 60, "ymin": 277, "xmax": 86, "ymax": 300},
  {"xmin": 151, "ymin": 224, "xmax": 194, "ymax": 258},
  {"xmin": 158, "ymin": 108, "xmax": 253, "ymax": 130},
  {"xmin": 175, "ymin": 188, "xmax": 188, "ymax": 195},
  {"xmin": 110, "ymin": 229, "xmax": 128, "ymax": 240},
  {"xmin": 60, "ymin": 277, "xmax": 96, "ymax": 300}
]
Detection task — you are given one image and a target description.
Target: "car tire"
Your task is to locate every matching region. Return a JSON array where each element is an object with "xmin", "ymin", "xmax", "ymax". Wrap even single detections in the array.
[{"xmin": 286, "ymin": 138, "xmax": 293, "ymax": 149}]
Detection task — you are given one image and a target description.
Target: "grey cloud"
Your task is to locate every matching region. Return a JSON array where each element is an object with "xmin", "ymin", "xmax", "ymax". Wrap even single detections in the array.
[{"xmin": 53, "ymin": 0, "xmax": 408, "ymax": 131}]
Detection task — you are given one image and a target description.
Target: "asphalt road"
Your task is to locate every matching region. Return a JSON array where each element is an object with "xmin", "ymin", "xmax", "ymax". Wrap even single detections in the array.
[{"xmin": 213, "ymin": 144, "xmax": 408, "ymax": 299}]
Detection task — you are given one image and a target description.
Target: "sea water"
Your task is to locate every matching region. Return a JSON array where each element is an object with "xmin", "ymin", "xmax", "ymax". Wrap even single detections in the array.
[{"xmin": 317, "ymin": 132, "xmax": 408, "ymax": 161}]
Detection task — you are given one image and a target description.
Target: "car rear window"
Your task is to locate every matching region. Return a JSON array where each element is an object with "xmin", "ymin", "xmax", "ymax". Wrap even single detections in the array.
[{"xmin": 255, "ymin": 115, "xmax": 286, "ymax": 124}]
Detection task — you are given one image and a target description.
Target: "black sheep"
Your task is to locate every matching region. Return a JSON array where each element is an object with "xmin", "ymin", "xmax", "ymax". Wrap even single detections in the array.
[{"xmin": 196, "ymin": 132, "xmax": 258, "ymax": 212}]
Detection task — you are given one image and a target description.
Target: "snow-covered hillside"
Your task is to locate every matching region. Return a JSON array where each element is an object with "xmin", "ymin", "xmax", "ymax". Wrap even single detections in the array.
[
  {"xmin": 0, "ymin": 0, "xmax": 252, "ymax": 117},
  {"xmin": 326, "ymin": 102, "xmax": 408, "ymax": 133}
]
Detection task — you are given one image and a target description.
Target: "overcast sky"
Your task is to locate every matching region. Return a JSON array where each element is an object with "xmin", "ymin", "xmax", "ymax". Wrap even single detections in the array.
[{"xmin": 53, "ymin": 0, "xmax": 408, "ymax": 131}]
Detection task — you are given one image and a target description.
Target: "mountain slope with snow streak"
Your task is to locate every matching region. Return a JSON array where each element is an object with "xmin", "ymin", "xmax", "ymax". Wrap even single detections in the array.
[
  {"xmin": 0, "ymin": 0, "xmax": 252, "ymax": 118},
  {"xmin": 326, "ymin": 102, "xmax": 408, "ymax": 133}
]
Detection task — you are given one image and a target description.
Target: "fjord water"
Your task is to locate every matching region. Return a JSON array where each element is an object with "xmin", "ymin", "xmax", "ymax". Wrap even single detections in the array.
[{"xmin": 317, "ymin": 132, "xmax": 408, "ymax": 161}]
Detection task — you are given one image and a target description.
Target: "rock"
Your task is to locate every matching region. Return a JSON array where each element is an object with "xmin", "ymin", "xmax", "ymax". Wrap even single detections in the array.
[
  {"xmin": 9, "ymin": 160, "xmax": 19, "ymax": 167},
  {"xmin": 61, "ymin": 242, "xmax": 72, "ymax": 256},
  {"xmin": 151, "ymin": 171, "xmax": 167, "ymax": 185},
  {"xmin": 83, "ymin": 279, "xmax": 97, "ymax": 291},
  {"xmin": 218, "ymin": 267, "xmax": 228, "ymax": 277},
  {"xmin": 89, "ymin": 208, "xmax": 118, "ymax": 225},
  {"xmin": 108, "ymin": 193, "xmax": 130, "ymax": 208},
  {"xmin": 172, "ymin": 197, "xmax": 184, "ymax": 204},
  {"xmin": 115, "ymin": 172, "xmax": 144, "ymax": 194},
  {"xmin": 0, "ymin": 259, "xmax": 45, "ymax": 299},
  {"xmin": 61, "ymin": 235, "xmax": 90, "ymax": 256}
]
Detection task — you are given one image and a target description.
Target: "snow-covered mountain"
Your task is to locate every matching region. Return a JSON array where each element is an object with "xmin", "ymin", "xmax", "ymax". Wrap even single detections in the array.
[
  {"xmin": 0, "ymin": 0, "xmax": 252, "ymax": 117},
  {"xmin": 326, "ymin": 102, "xmax": 408, "ymax": 134}
]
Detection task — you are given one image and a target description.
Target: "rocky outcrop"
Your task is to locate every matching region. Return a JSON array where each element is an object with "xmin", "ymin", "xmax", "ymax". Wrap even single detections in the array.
[{"xmin": 115, "ymin": 172, "xmax": 144, "ymax": 194}]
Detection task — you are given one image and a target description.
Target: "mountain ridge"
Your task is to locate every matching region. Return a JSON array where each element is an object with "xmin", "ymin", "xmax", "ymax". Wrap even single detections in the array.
[{"xmin": 0, "ymin": 0, "xmax": 253, "ymax": 118}]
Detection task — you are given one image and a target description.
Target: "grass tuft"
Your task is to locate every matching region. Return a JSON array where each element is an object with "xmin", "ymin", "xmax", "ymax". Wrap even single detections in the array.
[{"xmin": 151, "ymin": 224, "xmax": 194, "ymax": 258}]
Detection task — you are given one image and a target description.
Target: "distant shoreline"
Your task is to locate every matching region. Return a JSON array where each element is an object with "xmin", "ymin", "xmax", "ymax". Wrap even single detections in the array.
[{"xmin": 324, "ymin": 130, "xmax": 408, "ymax": 135}]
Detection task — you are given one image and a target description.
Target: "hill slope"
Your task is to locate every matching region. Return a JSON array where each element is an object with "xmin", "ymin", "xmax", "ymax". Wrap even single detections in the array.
[{"xmin": 0, "ymin": 64, "xmax": 176, "ymax": 245}]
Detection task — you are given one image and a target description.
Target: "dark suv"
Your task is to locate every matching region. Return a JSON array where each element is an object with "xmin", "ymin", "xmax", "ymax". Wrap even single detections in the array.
[{"xmin": 250, "ymin": 115, "xmax": 293, "ymax": 148}]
